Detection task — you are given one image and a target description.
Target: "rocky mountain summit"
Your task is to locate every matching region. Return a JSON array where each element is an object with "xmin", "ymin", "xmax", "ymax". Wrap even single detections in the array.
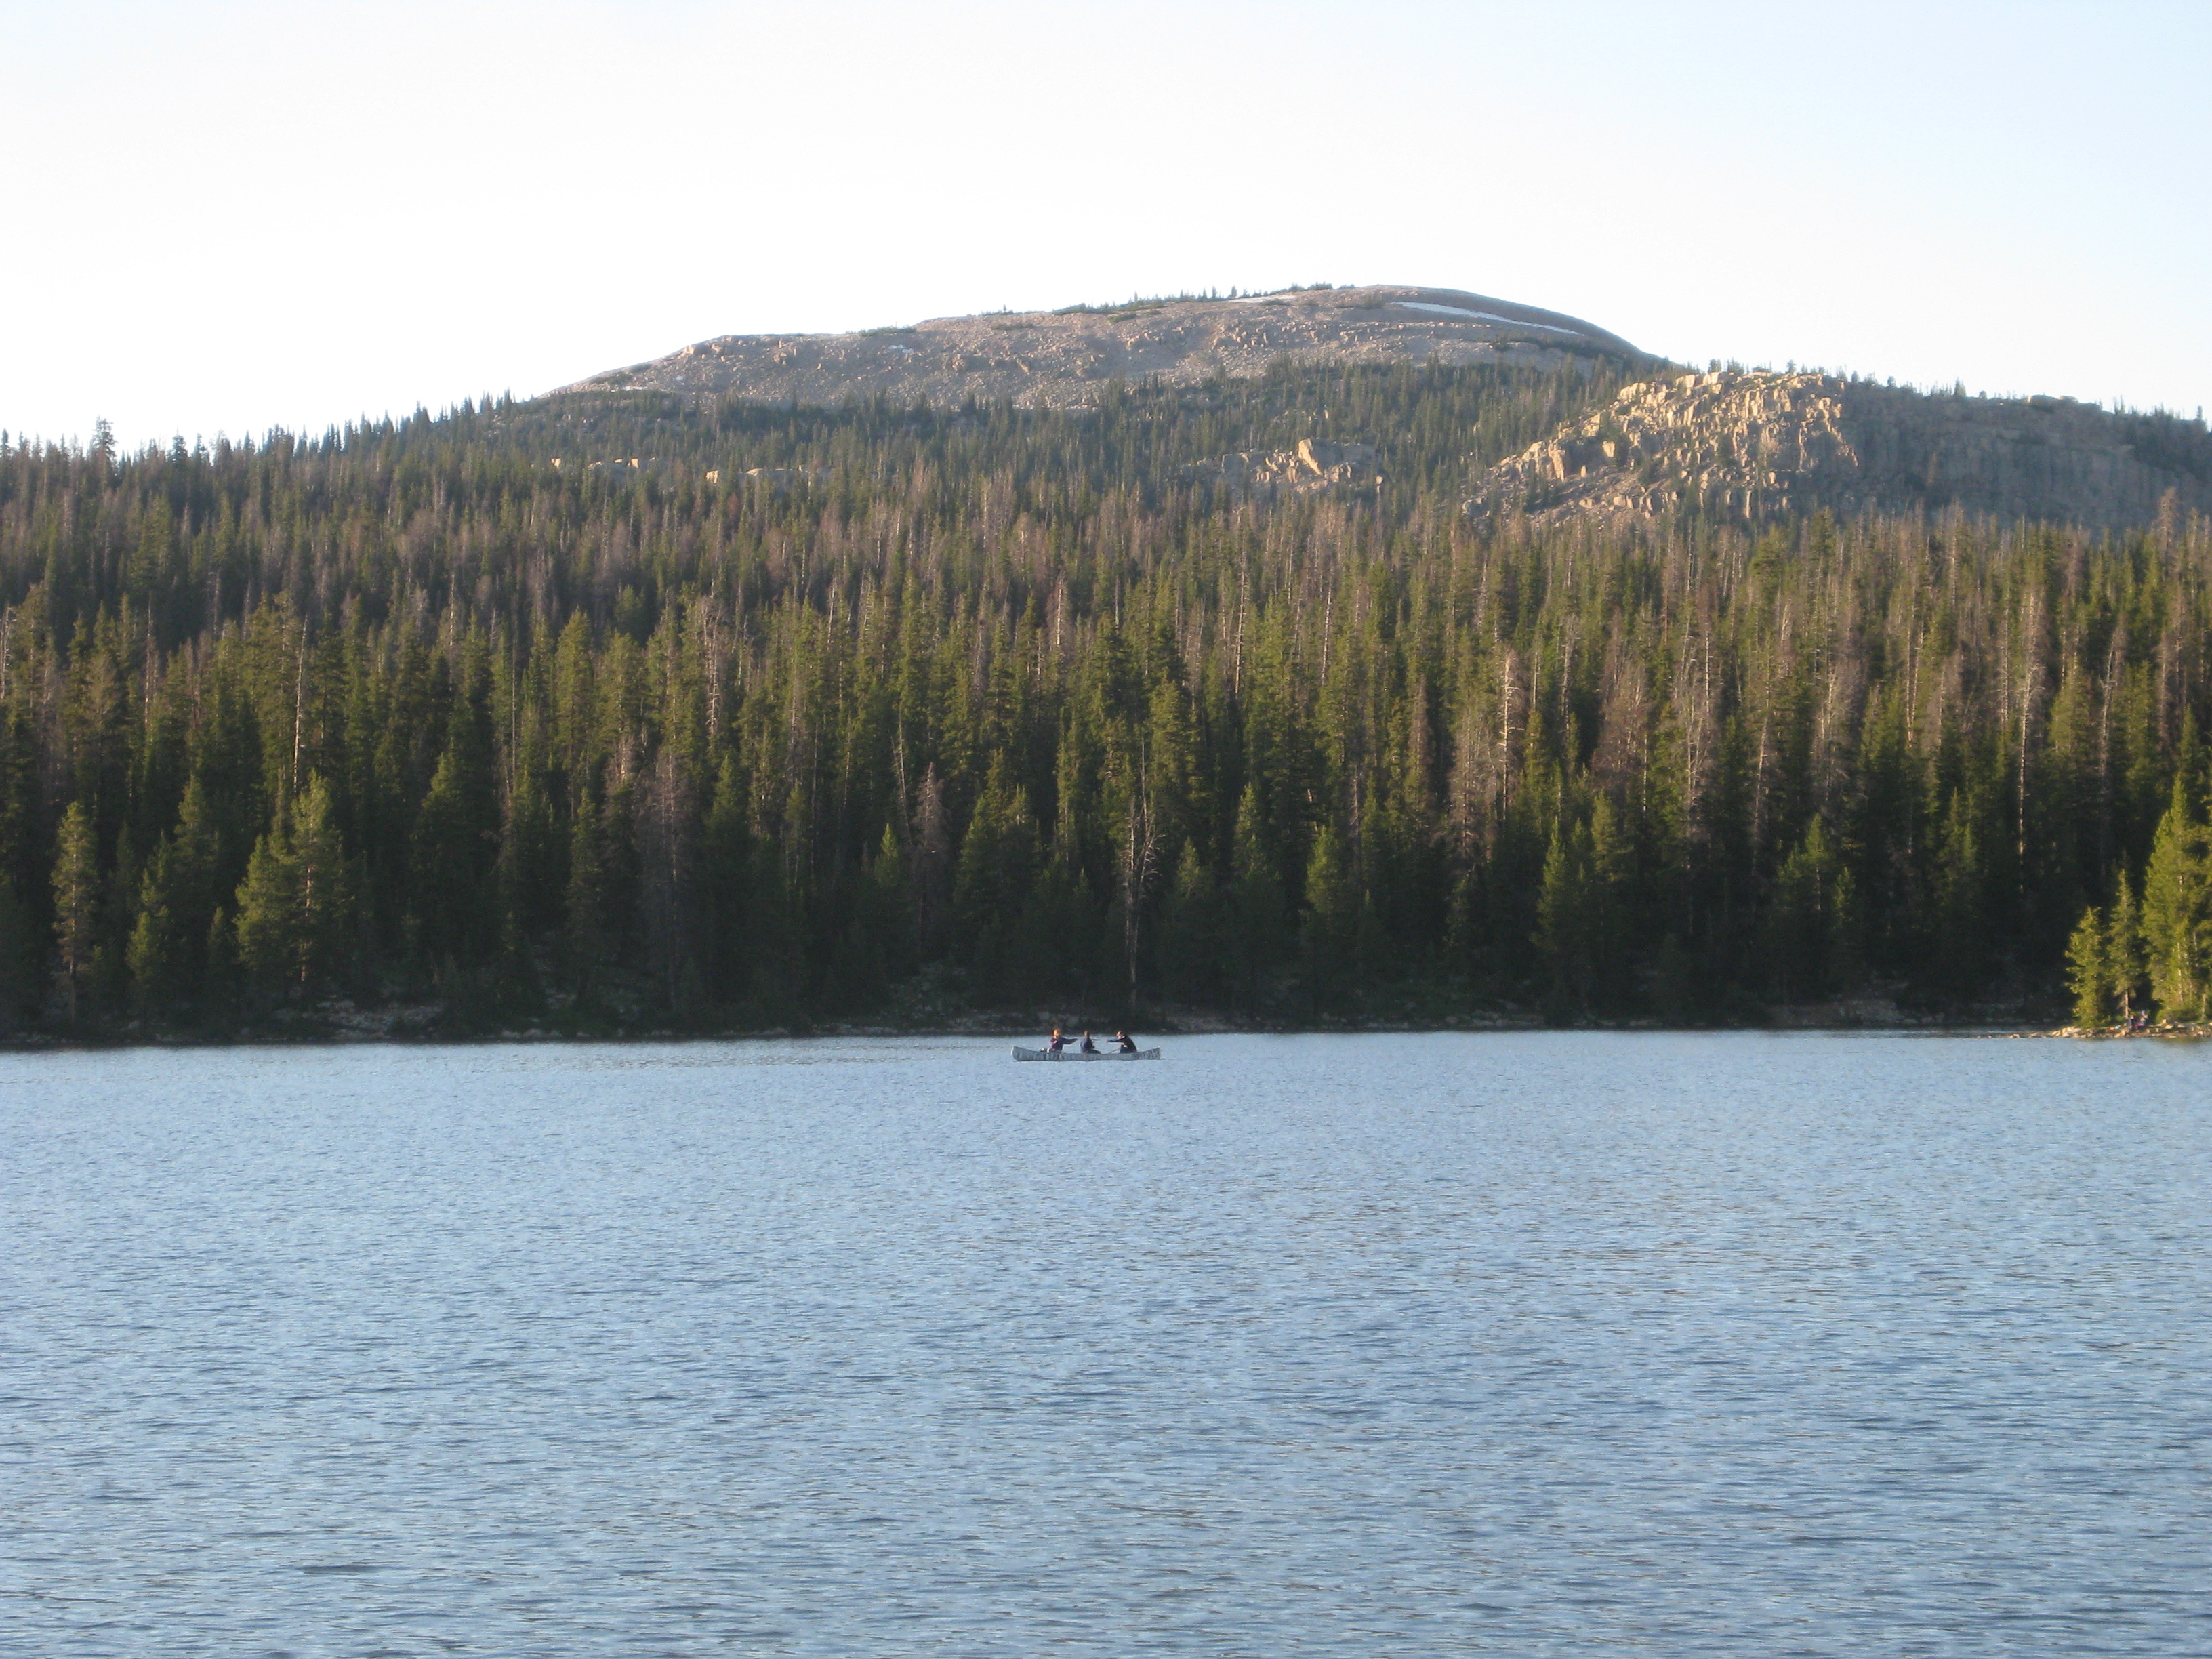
[
  {"xmin": 1469, "ymin": 371, "xmax": 2212, "ymax": 530},
  {"xmin": 559, "ymin": 285, "xmax": 1641, "ymax": 409},
  {"xmin": 552, "ymin": 283, "xmax": 2207, "ymax": 531}
]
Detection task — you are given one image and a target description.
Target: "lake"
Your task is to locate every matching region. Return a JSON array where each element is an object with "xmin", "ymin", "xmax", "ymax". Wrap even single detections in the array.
[{"xmin": 3, "ymin": 1033, "xmax": 2208, "ymax": 1655}]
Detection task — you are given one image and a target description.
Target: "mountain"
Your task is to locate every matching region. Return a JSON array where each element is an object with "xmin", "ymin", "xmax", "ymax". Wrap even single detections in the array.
[
  {"xmin": 1467, "ymin": 369, "xmax": 2212, "ymax": 531},
  {"xmin": 558, "ymin": 285, "xmax": 1644, "ymax": 409},
  {"xmin": 558, "ymin": 283, "xmax": 2209, "ymax": 531},
  {"xmin": 7, "ymin": 308, "xmax": 2212, "ymax": 1043}
]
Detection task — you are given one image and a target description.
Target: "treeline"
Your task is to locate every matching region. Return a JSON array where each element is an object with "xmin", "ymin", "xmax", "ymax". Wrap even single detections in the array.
[
  {"xmin": 0, "ymin": 359, "xmax": 2207, "ymax": 1034},
  {"xmin": 2066, "ymin": 755, "xmax": 2212, "ymax": 1027}
]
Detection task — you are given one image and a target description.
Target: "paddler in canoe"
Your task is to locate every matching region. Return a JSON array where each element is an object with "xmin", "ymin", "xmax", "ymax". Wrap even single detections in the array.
[{"xmin": 1017, "ymin": 1029, "xmax": 1154, "ymax": 1059}]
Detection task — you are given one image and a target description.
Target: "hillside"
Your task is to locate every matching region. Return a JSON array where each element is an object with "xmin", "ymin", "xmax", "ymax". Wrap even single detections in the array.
[
  {"xmin": 556, "ymin": 282, "xmax": 2210, "ymax": 533},
  {"xmin": 558, "ymin": 285, "xmax": 1644, "ymax": 409},
  {"xmin": 1469, "ymin": 370, "xmax": 2212, "ymax": 530},
  {"xmin": 3, "ymin": 312, "xmax": 2211, "ymax": 1042}
]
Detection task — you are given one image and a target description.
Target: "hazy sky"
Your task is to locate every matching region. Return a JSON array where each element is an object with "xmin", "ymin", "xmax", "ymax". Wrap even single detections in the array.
[{"xmin": 4, "ymin": 1, "xmax": 2206, "ymax": 448}]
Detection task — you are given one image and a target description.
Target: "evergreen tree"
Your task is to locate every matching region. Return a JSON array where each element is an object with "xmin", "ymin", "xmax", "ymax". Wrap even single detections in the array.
[
  {"xmin": 1932, "ymin": 795, "xmax": 1988, "ymax": 998},
  {"xmin": 410, "ymin": 712, "xmax": 500, "ymax": 966},
  {"xmin": 1159, "ymin": 840, "xmax": 1222, "ymax": 1004},
  {"xmin": 0, "ymin": 358, "xmax": 2202, "ymax": 1033},
  {"xmin": 1226, "ymin": 783, "xmax": 1288, "ymax": 1004},
  {"xmin": 2141, "ymin": 780, "xmax": 2212, "ymax": 1021},
  {"xmin": 127, "ymin": 777, "xmax": 220, "ymax": 1012},
  {"xmin": 565, "ymin": 793, "xmax": 609, "ymax": 1002},
  {"xmin": 51, "ymin": 802, "xmax": 98, "ymax": 1024},
  {"xmin": 1303, "ymin": 823, "xmax": 1358, "ymax": 1007},
  {"xmin": 952, "ymin": 758, "xmax": 1038, "ymax": 1002},
  {"xmin": 232, "ymin": 776, "xmax": 354, "ymax": 998},
  {"xmin": 2066, "ymin": 905, "xmax": 2111, "ymax": 1028},
  {"xmin": 848, "ymin": 826, "xmax": 912, "ymax": 994},
  {"xmin": 1536, "ymin": 820, "xmax": 1595, "ymax": 1017},
  {"xmin": 499, "ymin": 761, "xmax": 566, "ymax": 956},
  {"xmin": 2108, "ymin": 875, "xmax": 2147, "ymax": 1018},
  {"xmin": 1765, "ymin": 817, "xmax": 1853, "ymax": 1000}
]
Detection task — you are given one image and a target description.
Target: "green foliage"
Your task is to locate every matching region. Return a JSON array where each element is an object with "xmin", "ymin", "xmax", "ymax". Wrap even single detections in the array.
[
  {"xmin": 1764, "ymin": 817, "xmax": 1856, "ymax": 1001},
  {"xmin": 2107, "ymin": 876, "xmax": 2146, "ymax": 1017},
  {"xmin": 127, "ymin": 777, "xmax": 220, "ymax": 1013},
  {"xmin": 1302, "ymin": 823, "xmax": 1358, "ymax": 1006},
  {"xmin": 1532, "ymin": 798, "xmax": 1633, "ymax": 1019},
  {"xmin": 51, "ymin": 802, "xmax": 98, "ymax": 1023},
  {"xmin": 2067, "ymin": 905, "xmax": 2112, "ymax": 1027},
  {"xmin": 232, "ymin": 776, "xmax": 355, "ymax": 998},
  {"xmin": 1225, "ymin": 783, "xmax": 1288, "ymax": 1004},
  {"xmin": 1159, "ymin": 840, "xmax": 1223, "ymax": 1005},
  {"xmin": 2141, "ymin": 781, "xmax": 2212, "ymax": 1020},
  {"xmin": 0, "ymin": 365, "xmax": 2205, "ymax": 1034},
  {"xmin": 951, "ymin": 757, "xmax": 1039, "ymax": 1002}
]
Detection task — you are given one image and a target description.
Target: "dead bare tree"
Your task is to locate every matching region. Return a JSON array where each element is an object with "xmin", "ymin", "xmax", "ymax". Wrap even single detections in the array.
[{"xmin": 1118, "ymin": 740, "xmax": 1163, "ymax": 1003}]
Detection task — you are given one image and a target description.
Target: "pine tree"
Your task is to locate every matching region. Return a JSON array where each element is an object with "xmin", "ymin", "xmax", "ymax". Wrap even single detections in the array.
[
  {"xmin": 1159, "ymin": 840, "xmax": 1221, "ymax": 1004},
  {"xmin": 410, "ymin": 729, "xmax": 499, "ymax": 965},
  {"xmin": 499, "ymin": 761, "xmax": 566, "ymax": 954},
  {"xmin": 1536, "ymin": 819, "xmax": 1594, "ymax": 1017},
  {"xmin": 1765, "ymin": 817, "xmax": 1850, "ymax": 1000},
  {"xmin": 857, "ymin": 825, "xmax": 912, "ymax": 983},
  {"xmin": 1585, "ymin": 794, "xmax": 1633, "ymax": 1005},
  {"xmin": 978, "ymin": 762, "xmax": 1043, "ymax": 1001},
  {"xmin": 232, "ymin": 832, "xmax": 297, "ymax": 990},
  {"xmin": 0, "ymin": 354, "xmax": 2205, "ymax": 1034},
  {"xmin": 51, "ymin": 802, "xmax": 99, "ymax": 1024},
  {"xmin": 696, "ymin": 756, "xmax": 750, "ymax": 1002},
  {"xmin": 1932, "ymin": 794, "xmax": 1988, "ymax": 998},
  {"xmin": 290, "ymin": 775, "xmax": 354, "ymax": 989},
  {"xmin": 127, "ymin": 777, "xmax": 222, "ymax": 1012},
  {"xmin": 232, "ymin": 776, "xmax": 354, "ymax": 998},
  {"xmin": 2066, "ymin": 905, "xmax": 2111, "ymax": 1028},
  {"xmin": 1302, "ymin": 823, "xmax": 1358, "ymax": 1007},
  {"xmin": 1226, "ymin": 782, "xmax": 1286, "ymax": 1004},
  {"xmin": 565, "ymin": 794, "xmax": 609, "ymax": 1002},
  {"xmin": 2141, "ymin": 779, "xmax": 2212, "ymax": 1021},
  {"xmin": 2108, "ymin": 875, "xmax": 2146, "ymax": 1018}
]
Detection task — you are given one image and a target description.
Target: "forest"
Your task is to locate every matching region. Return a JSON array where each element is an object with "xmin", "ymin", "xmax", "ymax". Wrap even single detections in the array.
[{"xmin": 3, "ymin": 355, "xmax": 2210, "ymax": 1038}]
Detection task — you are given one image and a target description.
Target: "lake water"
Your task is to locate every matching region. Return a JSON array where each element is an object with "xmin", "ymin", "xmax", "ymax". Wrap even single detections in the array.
[{"xmin": 3, "ymin": 1033, "xmax": 2209, "ymax": 1656}]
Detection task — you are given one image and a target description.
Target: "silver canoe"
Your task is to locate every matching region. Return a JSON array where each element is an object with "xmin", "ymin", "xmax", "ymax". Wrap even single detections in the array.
[{"xmin": 1014, "ymin": 1046, "xmax": 1162, "ymax": 1061}]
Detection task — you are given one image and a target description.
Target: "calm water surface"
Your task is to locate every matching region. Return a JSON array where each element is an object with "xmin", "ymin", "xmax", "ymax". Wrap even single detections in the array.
[{"xmin": 3, "ymin": 1033, "xmax": 2209, "ymax": 1656}]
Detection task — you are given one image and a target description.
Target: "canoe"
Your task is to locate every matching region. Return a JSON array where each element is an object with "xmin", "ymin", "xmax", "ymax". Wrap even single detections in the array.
[{"xmin": 1014, "ymin": 1045, "xmax": 1161, "ymax": 1061}]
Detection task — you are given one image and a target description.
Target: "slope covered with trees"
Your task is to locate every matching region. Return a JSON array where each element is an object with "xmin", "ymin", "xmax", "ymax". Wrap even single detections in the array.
[{"xmin": 1, "ymin": 357, "xmax": 2207, "ymax": 1036}]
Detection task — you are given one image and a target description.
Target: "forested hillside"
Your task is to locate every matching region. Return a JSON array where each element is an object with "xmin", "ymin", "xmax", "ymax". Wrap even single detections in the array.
[{"xmin": 1, "ymin": 356, "xmax": 2207, "ymax": 1036}]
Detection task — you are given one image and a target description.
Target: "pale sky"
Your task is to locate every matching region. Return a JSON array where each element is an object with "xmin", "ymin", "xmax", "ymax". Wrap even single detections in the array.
[{"xmin": 3, "ymin": 0, "xmax": 2206, "ymax": 449}]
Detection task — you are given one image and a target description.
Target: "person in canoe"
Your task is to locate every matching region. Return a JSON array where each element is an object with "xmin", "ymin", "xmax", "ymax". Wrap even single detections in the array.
[
  {"xmin": 1114, "ymin": 1029, "xmax": 1138, "ymax": 1054},
  {"xmin": 1080, "ymin": 1031, "xmax": 1099, "ymax": 1054},
  {"xmin": 1046, "ymin": 1027, "xmax": 1068, "ymax": 1054}
]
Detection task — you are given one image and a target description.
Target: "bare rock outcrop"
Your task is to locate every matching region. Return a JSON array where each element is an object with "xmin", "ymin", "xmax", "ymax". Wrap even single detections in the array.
[
  {"xmin": 555, "ymin": 286, "xmax": 1641, "ymax": 410},
  {"xmin": 1178, "ymin": 438, "xmax": 1382, "ymax": 495},
  {"xmin": 1469, "ymin": 371, "xmax": 2212, "ymax": 531}
]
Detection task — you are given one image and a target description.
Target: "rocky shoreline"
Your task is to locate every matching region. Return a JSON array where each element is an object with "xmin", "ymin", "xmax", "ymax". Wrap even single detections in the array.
[{"xmin": 2028, "ymin": 1021, "xmax": 2212, "ymax": 1039}]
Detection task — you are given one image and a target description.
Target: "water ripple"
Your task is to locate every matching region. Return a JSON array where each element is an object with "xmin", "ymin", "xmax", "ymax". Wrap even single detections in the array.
[{"xmin": 3, "ymin": 1032, "xmax": 2208, "ymax": 1654}]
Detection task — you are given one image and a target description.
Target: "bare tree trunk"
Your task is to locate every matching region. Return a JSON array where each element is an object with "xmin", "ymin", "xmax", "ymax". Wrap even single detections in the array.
[{"xmin": 1120, "ymin": 753, "xmax": 1161, "ymax": 1003}]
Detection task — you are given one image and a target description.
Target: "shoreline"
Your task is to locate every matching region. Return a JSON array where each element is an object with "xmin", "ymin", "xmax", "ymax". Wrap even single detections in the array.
[
  {"xmin": 0, "ymin": 1014, "xmax": 2093, "ymax": 1052},
  {"xmin": 2, "ymin": 988, "xmax": 2149, "ymax": 1052},
  {"xmin": 2026, "ymin": 1021, "xmax": 2212, "ymax": 1040}
]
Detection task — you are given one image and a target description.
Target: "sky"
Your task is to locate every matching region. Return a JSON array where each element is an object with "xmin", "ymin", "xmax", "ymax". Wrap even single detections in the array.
[{"xmin": 3, "ymin": 0, "xmax": 2207, "ymax": 449}]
